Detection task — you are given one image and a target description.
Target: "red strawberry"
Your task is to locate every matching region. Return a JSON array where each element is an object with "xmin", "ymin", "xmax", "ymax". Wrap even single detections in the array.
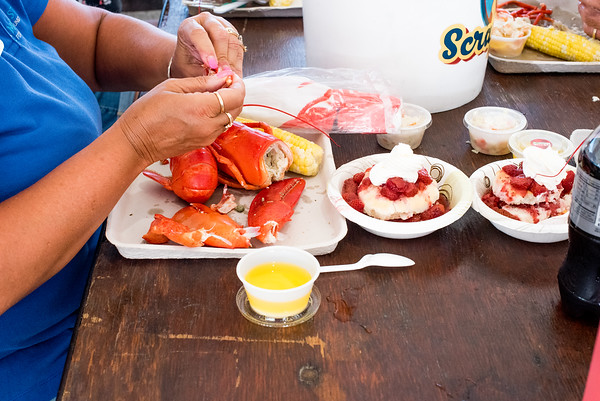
[
  {"xmin": 510, "ymin": 175, "xmax": 533, "ymax": 190},
  {"xmin": 352, "ymin": 172, "xmax": 365, "ymax": 184},
  {"xmin": 561, "ymin": 171, "xmax": 575, "ymax": 194},
  {"xmin": 529, "ymin": 181, "xmax": 547, "ymax": 196},
  {"xmin": 503, "ymin": 164, "xmax": 523, "ymax": 177},
  {"xmin": 386, "ymin": 177, "xmax": 418, "ymax": 197},
  {"xmin": 342, "ymin": 178, "xmax": 358, "ymax": 198},
  {"xmin": 381, "ymin": 185, "xmax": 400, "ymax": 200},
  {"xmin": 347, "ymin": 198, "xmax": 364, "ymax": 212},
  {"xmin": 417, "ymin": 168, "xmax": 433, "ymax": 185}
]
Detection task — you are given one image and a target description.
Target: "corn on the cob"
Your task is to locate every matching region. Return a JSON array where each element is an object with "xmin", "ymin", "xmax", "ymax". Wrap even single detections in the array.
[
  {"xmin": 236, "ymin": 117, "xmax": 324, "ymax": 176},
  {"xmin": 526, "ymin": 25, "xmax": 600, "ymax": 62},
  {"xmin": 269, "ymin": 0, "xmax": 293, "ymax": 6}
]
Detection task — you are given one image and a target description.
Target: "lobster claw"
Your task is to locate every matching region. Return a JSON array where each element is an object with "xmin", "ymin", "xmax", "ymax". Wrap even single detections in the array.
[
  {"xmin": 142, "ymin": 147, "xmax": 219, "ymax": 203},
  {"xmin": 208, "ymin": 121, "xmax": 293, "ymax": 190},
  {"xmin": 247, "ymin": 177, "xmax": 306, "ymax": 244},
  {"xmin": 143, "ymin": 204, "xmax": 258, "ymax": 249}
]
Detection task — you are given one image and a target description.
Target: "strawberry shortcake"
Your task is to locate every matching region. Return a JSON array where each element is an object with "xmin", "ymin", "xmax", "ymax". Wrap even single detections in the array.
[
  {"xmin": 482, "ymin": 146, "xmax": 575, "ymax": 224},
  {"xmin": 342, "ymin": 144, "xmax": 448, "ymax": 222}
]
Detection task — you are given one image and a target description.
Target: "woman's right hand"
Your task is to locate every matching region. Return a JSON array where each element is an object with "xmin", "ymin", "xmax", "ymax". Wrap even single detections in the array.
[{"xmin": 114, "ymin": 72, "xmax": 245, "ymax": 166}]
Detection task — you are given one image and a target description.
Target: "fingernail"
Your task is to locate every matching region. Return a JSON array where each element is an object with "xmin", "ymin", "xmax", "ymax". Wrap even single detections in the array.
[{"xmin": 207, "ymin": 56, "xmax": 218, "ymax": 70}]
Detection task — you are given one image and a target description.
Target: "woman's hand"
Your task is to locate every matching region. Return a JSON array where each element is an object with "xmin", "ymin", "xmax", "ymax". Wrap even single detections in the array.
[
  {"xmin": 169, "ymin": 12, "xmax": 245, "ymax": 79},
  {"xmin": 579, "ymin": 0, "xmax": 600, "ymax": 39},
  {"xmin": 115, "ymin": 72, "xmax": 245, "ymax": 166}
]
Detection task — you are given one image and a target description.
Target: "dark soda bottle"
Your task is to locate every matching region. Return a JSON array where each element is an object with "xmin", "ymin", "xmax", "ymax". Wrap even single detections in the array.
[{"xmin": 558, "ymin": 126, "xmax": 600, "ymax": 322}]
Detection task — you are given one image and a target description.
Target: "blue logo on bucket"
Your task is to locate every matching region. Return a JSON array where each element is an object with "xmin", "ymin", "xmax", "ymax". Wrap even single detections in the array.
[{"xmin": 438, "ymin": 0, "xmax": 496, "ymax": 64}]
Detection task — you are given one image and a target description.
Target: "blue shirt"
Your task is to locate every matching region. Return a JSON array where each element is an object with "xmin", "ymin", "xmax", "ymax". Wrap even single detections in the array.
[{"xmin": 0, "ymin": 0, "xmax": 102, "ymax": 399}]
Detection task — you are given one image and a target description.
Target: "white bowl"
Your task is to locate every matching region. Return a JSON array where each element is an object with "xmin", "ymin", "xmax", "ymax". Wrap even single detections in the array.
[
  {"xmin": 376, "ymin": 103, "xmax": 432, "ymax": 150},
  {"xmin": 327, "ymin": 153, "xmax": 473, "ymax": 239},
  {"xmin": 469, "ymin": 158, "xmax": 575, "ymax": 243},
  {"xmin": 464, "ymin": 106, "xmax": 527, "ymax": 155}
]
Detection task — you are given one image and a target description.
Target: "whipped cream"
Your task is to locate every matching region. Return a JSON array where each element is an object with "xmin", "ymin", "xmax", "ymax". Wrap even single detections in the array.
[
  {"xmin": 369, "ymin": 144, "xmax": 428, "ymax": 186},
  {"xmin": 522, "ymin": 146, "xmax": 568, "ymax": 189}
]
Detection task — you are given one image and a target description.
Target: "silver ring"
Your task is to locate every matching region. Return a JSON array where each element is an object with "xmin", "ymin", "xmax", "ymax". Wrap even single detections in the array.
[
  {"xmin": 214, "ymin": 91, "xmax": 225, "ymax": 114},
  {"xmin": 224, "ymin": 112, "xmax": 233, "ymax": 130}
]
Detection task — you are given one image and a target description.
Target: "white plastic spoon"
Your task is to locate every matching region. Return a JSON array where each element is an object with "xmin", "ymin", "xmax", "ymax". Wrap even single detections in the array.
[{"xmin": 319, "ymin": 253, "xmax": 415, "ymax": 273}]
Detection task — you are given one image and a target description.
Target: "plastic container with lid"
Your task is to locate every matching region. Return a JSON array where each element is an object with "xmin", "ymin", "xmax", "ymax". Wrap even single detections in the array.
[
  {"xmin": 376, "ymin": 103, "xmax": 432, "ymax": 150},
  {"xmin": 508, "ymin": 129, "xmax": 576, "ymax": 160},
  {"xmin": 463, "ymin": 106, "xmax": 528, "ymax": 155}
]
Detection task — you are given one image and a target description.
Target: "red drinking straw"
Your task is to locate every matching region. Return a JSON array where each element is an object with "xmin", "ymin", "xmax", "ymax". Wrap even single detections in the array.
[
  {"xmin": 536, "ymin": 130, "xmax": 596, "ymax": 179},
  {"xmin": 243, "ymin": 103, "xmax": 339, "ymax": 146}
]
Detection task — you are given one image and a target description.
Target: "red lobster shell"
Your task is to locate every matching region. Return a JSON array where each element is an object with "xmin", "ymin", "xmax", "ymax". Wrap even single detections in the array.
[
  {"xmin": 208, "ymin": 121, "xmax": 293, "ymax": 190},
  {"xmin": 142, "ymin": 147, "xmax": 218, "ymax": 203}
]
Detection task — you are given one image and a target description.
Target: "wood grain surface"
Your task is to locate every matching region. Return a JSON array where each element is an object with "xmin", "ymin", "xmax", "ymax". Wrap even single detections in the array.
[{"xmin": 58, "ymin": 2, "xmax": 600, "ymax": 400}]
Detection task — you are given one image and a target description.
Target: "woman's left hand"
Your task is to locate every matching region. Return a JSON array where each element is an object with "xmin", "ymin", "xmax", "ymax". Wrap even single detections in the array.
[{"xmin": 169, "ymin": 12, "xmax": 245, "ymax": 79}]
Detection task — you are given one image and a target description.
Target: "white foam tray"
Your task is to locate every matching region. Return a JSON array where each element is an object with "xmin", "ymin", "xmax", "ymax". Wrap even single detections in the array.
[{"xmin": 106, "ymin": 131, "xmax": 347, "ymax": 259}]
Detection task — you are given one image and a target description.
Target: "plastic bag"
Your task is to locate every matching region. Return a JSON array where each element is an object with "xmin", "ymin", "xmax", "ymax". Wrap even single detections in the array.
[{"xmin": 239, "ymin": 67, "xmax": 403, "ymax": 134}]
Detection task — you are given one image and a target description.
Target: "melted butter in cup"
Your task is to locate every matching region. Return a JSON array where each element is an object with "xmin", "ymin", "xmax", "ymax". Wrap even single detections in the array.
[{"xmin": 236, "ymin": 246, "xmax": 320, "ymax": 319}]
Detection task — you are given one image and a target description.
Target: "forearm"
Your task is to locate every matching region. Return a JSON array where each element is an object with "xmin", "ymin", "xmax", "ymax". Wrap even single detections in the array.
[
  {"xmin": 0, "ymin": 127, "xmax": 147, "ymax": 315},
  {"xmin": 34, "ymin": 0, "xmax": 175, "ymax": 92},
  {"xmin": 93, "ymin": 13, "xmax": 176, "ymax": 91}
]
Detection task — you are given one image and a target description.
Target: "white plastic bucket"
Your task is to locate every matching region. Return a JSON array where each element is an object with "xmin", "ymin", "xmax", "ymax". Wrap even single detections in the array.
[{"xmin": 303, "ymin": 0, "xmax": 495, "ymax": 113}]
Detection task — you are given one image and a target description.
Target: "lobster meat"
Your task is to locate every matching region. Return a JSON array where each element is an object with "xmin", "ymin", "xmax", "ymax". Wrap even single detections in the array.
[
  {"xmin": 208, "ymin": 121, "xmax": 293, "ymax": 190},
  {"xmin": 142, "ymin": 147, "xmax": 218, "ymax": 203},
  {"xmin": 143, "ymin": 203, "xmax": 258, "ymax": 249},
  {"xmin": 142, "ymin": 178, "xmax": 306, "ymax": 248},
  {"xmin": 248, "ymin": 177, "xmax": 306, "ymax": 244}
]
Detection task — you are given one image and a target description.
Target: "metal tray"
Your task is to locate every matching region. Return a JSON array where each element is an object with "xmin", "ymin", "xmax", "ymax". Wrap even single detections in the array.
[
  {"xmin": 489, "ymin": 0, "xmax": 600, "ymax": 73},
  {"xmin": 489, "ymin": 51, "xmax": 600, "ymax": 74},
  {"xmin": 105, "ymin": 131, "xmax": 347, "ymax": 259},
  {"xmin": 183, "ymin": 0, "xmax": 302, "ymax": 17}
]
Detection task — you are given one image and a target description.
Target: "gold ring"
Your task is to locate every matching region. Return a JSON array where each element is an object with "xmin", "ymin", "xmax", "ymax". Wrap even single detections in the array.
[
  {"xmin": 225, "ymin": 27, "xmax": 246, "ymax": 51},
  {"xmin": 225, "ymin": 27, "xmax": 240, "ymax": 40},
  {"xmin": 224, "ymin": 112, "xmax": 233, "ymax": 130},
  {"xmin": 593, "ymin": 28, "xmax": 598, "ymax": 40},
  {"xmin": 214, "ymin": 91, "xmax": 225, "ymax": 114}
]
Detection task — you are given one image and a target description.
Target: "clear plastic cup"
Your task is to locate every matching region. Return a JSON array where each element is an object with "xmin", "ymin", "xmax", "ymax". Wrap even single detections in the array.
[
  {"xmin": 508, "ymin": 129, "xmax": 576, "ymax": 160},
  {"xmin": 376, "ymin": 103, "xmax": 432, "ymax": 150},
  {"xmin": 464, "ymin": 106, "xmax": 527, "ymax": 155},
  {"xmin": 490, "ymin": 31, "xmax": 531, "ymax": 58}
]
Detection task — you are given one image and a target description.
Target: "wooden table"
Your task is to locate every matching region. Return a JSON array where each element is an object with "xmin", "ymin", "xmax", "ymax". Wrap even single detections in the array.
[{"xmin": 59, "ymin": 3, "xmax": 600, "ymax": 400}]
